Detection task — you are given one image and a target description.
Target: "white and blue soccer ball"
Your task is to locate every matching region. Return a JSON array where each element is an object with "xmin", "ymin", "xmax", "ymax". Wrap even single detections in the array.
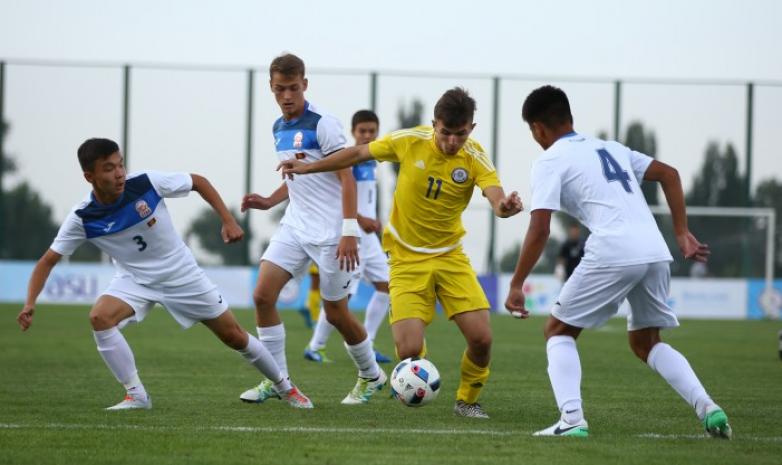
[{"xmin": 390, "ymin": 357, "xmax": 441, "ymax": 407}]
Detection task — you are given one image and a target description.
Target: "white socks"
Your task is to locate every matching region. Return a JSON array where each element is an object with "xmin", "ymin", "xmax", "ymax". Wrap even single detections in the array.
[
  {"xmin": 546, "ymin": 335, "xmax": 584, "ymax": 424},
  {"xmin": 363, "ymin": 291, "xmax": 389, "ymax": 342},
  {"xmin": 344, "ymin": 337, "xmax": 380, "ymax": 380},
  {"xmin": 239, "ymin": 333, "xmax": 289, "ymax": 391},
  {"xmin": 647, "ymin": 342, "xmax": 715, "ymax": 420},
  {"xmin": 257, "ymin": 324, "xmax": 288, "ymax": 379},
  {"xmin": 93, "ymin": 327, "xmax": 146, "ymax": 396},
  {"xmin": 308, "ymin": 309, "xmax": 335, "ymax": 351}
]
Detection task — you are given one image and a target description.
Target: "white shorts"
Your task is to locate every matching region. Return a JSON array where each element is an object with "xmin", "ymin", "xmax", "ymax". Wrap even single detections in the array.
[
  {"xmin": 104, "ymin": 273, "xmax": 228, "ymax": 329},
  {"xmin": 262, "ymin": 224, "xmax": 353, "ymax": 301},
  {"xmin": 348, "ymin": 231, "xmax": 390, "ymax": 295},
  {"xmin": 552, "ymin": 261, "xmax": 679, "ymax": 331}
]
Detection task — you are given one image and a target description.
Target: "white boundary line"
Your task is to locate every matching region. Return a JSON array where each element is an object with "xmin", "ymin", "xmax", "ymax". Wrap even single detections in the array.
[{"xmin": 1, "ymin": 423, "xmax": 781, "ymax": 442}]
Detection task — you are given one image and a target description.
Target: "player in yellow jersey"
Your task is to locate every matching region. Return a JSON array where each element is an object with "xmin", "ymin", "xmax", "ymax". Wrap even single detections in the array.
[{"xmin": 278, "ymin": 88, "xmax": 523, "ymax": 418}]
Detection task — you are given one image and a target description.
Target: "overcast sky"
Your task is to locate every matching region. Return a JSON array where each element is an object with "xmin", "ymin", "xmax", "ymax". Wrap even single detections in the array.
[{"xmin": 1, "ymin": 0, "xmax": 781, "ymax": 270}]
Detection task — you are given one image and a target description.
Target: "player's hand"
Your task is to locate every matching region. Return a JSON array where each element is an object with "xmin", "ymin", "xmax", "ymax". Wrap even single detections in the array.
[
  {"xmin": 17, "ymin": 305, "xmax": 35, "ymax": 331},
  {"xmin": 221, "ymin": 219, "xmax": 244, "ymax": 244},
  {"xmin": 276, "ymin": 160, "xmax": 307, "ymax": 180},
  {"xmin": 357, "ymin": 216, "xmax": 381, "ymax": 233},
  {"xmin": 505, "ymin": 285, "xmax": 529, "ymax": 319},
  {"xmin": 497, "ymin": 191, "xmax": 524, "ymax": 218},
  {"xmin": 676, "ymin": 231, "xmax": 710, "ymax": 263},
  {"xmin": 241, "ymin": 193, "xmax": 275, "ymax": 212},
  {"xmin": 336, "ymin": 236, "xmax": 359, "ymax": 272}
]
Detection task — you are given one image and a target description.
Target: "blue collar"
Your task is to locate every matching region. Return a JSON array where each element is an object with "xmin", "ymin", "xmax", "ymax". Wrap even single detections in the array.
[{"xmin": 556, "ymin": 131, "xmax": 578, "ymax": 142}]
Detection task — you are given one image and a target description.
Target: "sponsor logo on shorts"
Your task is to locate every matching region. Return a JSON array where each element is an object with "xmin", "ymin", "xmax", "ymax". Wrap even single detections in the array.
[
  {"xmin": 342, "ymin": 280, "xmax": 351, "ymax": 290},
  {"xmin": 451, "ymin": 167, "xmax": 468, "ymax": 184}
]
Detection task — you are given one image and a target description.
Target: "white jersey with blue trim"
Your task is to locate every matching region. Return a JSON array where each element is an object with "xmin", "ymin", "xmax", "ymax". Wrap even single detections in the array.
[
  {"xmin": 273, "ymin": 102, "xmax": 348, "ymax": 244},
  {"xmin": 50, "ymin": 171, "xmax": 203, "ymax": 286},
  {"xmin": 352, "ymin": 159, "xmax": 377, "ymax": 220},
  {"xmin": 529, "ymin": 133, "xmax": 672, "ymax": 267}
]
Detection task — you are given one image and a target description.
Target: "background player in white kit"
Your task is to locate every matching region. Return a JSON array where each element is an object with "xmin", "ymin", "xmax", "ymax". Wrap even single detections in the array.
[
  {"xmin": 505, "ymin": 86, "xmax": 732, "ymax": 438},
  {"xmin": 15, "ymin": 138, "xmax": 311, "ymax": 410},
  {"xmin": 303, "ymin": 110, "xmax": 392, "ymax": 364},
  {"xmin": 240, "ymin": 53, "xmax": 385, "ymax": 405}
]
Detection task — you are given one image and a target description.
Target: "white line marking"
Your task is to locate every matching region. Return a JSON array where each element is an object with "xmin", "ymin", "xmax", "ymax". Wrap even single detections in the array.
[
  {"xmin": 637, "ymin": 433, "xmax": 782, "ymax": 443},
  {"xmin": 0, "ymin": 423, "xmax": 519, "ymax": 437},
  {"xmin": 2, "ymin": 423, "xmax": 780, "ymax": 443}
]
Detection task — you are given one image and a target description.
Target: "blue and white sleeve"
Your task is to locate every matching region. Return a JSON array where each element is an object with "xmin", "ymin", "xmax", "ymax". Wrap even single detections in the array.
[
  {"xmin": 50, "ymin": 211, "xmax": 87, "ymax": 256},
  {"xmin": 146, "ymin": 171, "xmax": 193, "ymax": 198},
  {"xmin": 316, "ymin": 114, "xmax": 347, "ymax": 156},
  {"xmin": 530, "ymin": 159, "xmax": 561, "ymax": 212},
  {"xmin": 627, "ymin": 149, "xmax": 654, "ymax": 184}
]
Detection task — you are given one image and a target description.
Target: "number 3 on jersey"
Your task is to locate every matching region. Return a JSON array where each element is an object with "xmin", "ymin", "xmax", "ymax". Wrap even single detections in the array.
[
  {"xmin": 596, "ymin": 149, "xmax": 632, "ymax": 193},
  {"xmin": 132, "ymin": 235, "xmax": 148, "ymax": 252}
]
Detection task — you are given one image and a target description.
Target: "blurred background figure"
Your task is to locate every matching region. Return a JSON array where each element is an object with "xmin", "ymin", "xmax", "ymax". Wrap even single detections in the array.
[{"xmin": 555, "ymin": 224, "xmax": 584, "ymax": 283}]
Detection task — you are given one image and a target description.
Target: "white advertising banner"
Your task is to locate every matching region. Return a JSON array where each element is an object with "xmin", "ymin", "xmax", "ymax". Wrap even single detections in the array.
[
  {"xmin": 497, "ymin": 273, "xmax": 747, "ymax": 320},
  {"xmin": 0, "ymin": 261, "xmax": 253, "ymax": 309}
]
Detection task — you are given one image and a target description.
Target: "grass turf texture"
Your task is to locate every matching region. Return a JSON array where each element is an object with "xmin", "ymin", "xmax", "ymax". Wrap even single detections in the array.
[{"xmin": 1, "ymin": 303, "xmax": 781, "ymax": 465}]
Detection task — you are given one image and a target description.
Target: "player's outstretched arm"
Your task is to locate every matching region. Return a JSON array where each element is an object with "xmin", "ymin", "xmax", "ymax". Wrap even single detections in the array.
[
  {"xmin": 17, "ymin": 249, "xmax": 62, "ymax": 331},
  {"xmin": 336, "ymin": 168, "xmax": 360, "ymax": 272},
  {"xmin": 242, "ymin": 183, "xmax": 288, "ymax": 212},
  {"xmin": 644, "ymin": 160, "xmax": 710, "ymax": 262},
  {"xmin": 191, "ymin": 174, "xmax": 244, "ymax": 244},
  {"xmin": 483, "ymin": 186, "xmax": 524, "ymax": 218},
  {"xmin": 278, "ymin": 145, "xmax": 374, "ymax": 178},
  {"xmin": 505, "ymin": 209, "xmax": 553, "ymax": 319}
]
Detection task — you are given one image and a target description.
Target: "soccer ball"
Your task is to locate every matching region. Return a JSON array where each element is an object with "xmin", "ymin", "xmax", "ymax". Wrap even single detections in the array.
[{"xmin": 390, "ymin": 357, "xmax": 441, "ymax": 407}]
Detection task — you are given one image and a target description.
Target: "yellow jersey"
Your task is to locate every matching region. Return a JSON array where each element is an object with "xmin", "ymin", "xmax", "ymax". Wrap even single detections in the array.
[{"xmin": 368, "ymin": 125, "xmax": 501, "ymax": 258}]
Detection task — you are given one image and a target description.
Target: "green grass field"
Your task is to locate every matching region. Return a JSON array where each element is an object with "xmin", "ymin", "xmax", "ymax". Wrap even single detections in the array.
[{"xmin": 1, "ymin": 303, "xmax": 781, "ymax": 465}]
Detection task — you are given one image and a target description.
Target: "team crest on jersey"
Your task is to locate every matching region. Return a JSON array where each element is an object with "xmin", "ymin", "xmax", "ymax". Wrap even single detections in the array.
[
  {"xmin": 293, "ymin": 131, "xmax": 304, "ymax": 149},
  {"xmin": 451, "ymin": 167, "xmax": 469, "ymax": 184},
  {"xmin": 295, "ymin": 152, "xmax": 306, "ymax": 160},
  {"xmin": 135, "ymin": 200, "xmax": 152, "ymax": 218}
]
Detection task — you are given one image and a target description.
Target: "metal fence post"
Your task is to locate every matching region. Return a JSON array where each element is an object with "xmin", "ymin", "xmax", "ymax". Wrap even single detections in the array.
[
  {"xmin": 244, "ymin": 68, "xmax": 255, "ymax": 265},
  {"xmin": 122, "ymin": 65, "xmax": 131, "ymax": 168},
  {"xmin": 745, "ymin": 82, "xmax": 754, "ymax": 201},
  {"xmin": 613, "ymin": 80, "xmax": 622, "ymax": 141},
  {"xmin": 487, "ymin": 76, "xmax": 500, "ymax": 274},
  {"xmin": 0, "ymin": 61, "xmax": 5, "ymax": 257}
]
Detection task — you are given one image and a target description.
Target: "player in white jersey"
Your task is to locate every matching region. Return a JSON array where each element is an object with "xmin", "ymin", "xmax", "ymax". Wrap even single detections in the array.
[
  {"xmin": 16, "ymin": 138, "xmax": 312, "ymax": 410},
  {"xmin": 304, "ymin": 110, "xmax": 392, "ymax": 364},
  {"xmin": 239, "ymin": 53, "xmax": 385, "ymax": 406},
  {"xmin": 505, "ymin": 86, "xmax": 731, "ymax": 438}
]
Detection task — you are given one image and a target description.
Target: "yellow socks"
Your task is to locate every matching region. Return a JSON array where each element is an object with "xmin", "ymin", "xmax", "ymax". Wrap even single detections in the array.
[
  {"xmin": 307, "ymin": 288, "xmax": 321, "ymax": 322},
  {"xmin": 456, "ymin": 350, "xmax": 489, "ymax": 404}
]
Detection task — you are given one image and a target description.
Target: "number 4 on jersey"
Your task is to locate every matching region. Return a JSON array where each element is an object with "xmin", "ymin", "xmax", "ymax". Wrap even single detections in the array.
[{"xmin": 596, "ymin": 149, "xmax": 632, "ymax": 193}]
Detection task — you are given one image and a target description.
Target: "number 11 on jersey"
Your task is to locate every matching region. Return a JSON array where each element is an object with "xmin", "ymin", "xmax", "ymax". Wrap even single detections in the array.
[{"xmin": 426, "ymin": 176, "xmax": 443, "ymax": 199}]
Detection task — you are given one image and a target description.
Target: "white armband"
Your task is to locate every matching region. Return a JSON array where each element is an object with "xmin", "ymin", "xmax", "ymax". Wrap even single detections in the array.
[{"xmin": 342, "ymin": 218, "xmax": 361, "ymax": 237}]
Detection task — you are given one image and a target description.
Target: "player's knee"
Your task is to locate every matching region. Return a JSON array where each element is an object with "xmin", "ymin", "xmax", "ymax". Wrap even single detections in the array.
[
  {"xmin": 89, "ymin": 309, "xmax": 116, "ymax": 330},
  {"xmin": 466, "ymin": 332, "xmax": 492, "ymax": 354},
  {"xmin": 252, "ymin": 288, "xmax": 275, "ymax": 310}
]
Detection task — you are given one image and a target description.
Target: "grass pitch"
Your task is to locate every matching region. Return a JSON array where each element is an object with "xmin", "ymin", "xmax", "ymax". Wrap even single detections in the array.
[{"xmin": 1, "ymin": 303, "xmax": 781, "ymax": 465}]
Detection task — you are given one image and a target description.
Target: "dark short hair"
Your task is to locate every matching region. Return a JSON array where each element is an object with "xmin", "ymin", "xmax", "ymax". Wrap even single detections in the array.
[
  {"xmin": 269, "ymin": 53, "xmax": 305, "ymax": 79},
  {"xmin": 77, "ymin": 138, "xmax": 120, "ymax": 171},
  {"xmin": 434, "ymin": 87, "xmax": 476, "ymax": 128},
  {"xmin": 521, "ymin": 85, "xmax": 573, "ymax": 128},
  {"xmin": 351, "ymin": 109, "xmax": 379, "ymax": 131}
]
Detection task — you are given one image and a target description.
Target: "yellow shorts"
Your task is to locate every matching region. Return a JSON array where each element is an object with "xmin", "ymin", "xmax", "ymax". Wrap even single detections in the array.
[{"xmin": 387, "ymin": 247, "xmax": 489, "ymax": 325}]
